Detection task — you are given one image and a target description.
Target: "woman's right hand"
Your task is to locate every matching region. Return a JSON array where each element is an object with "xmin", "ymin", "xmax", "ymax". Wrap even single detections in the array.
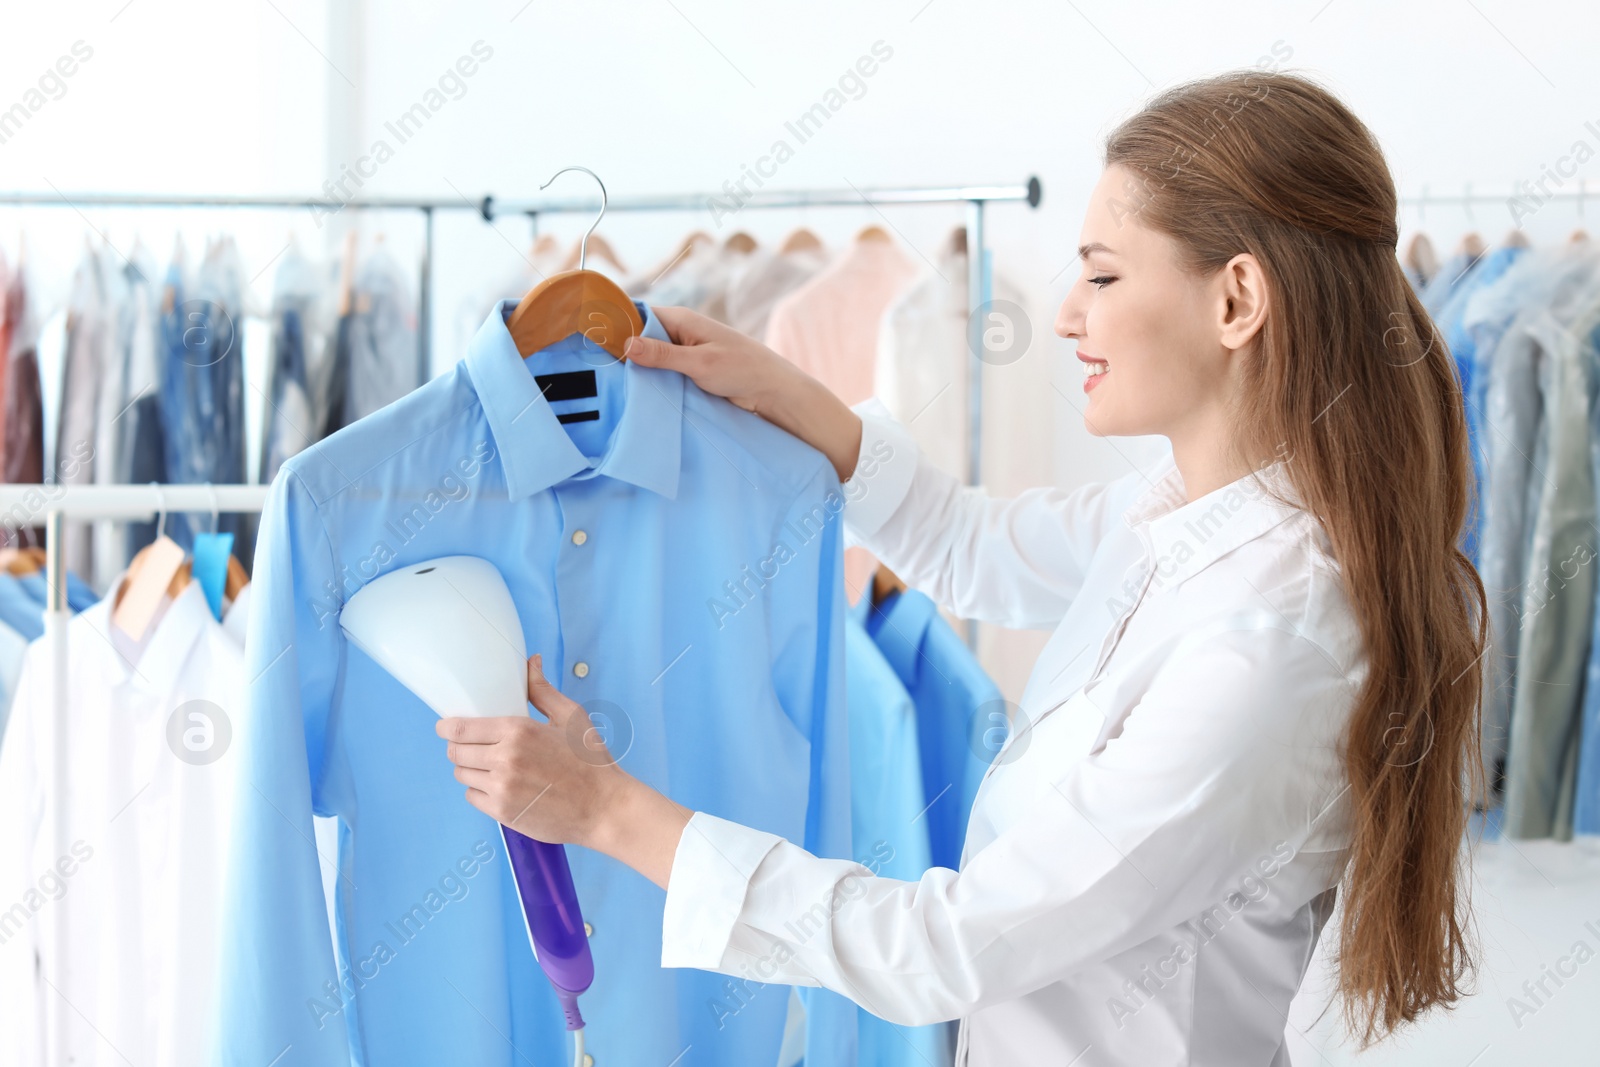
[{"xmin": 625, "ymin": 306, "xmax": 864, "ymax": 483}]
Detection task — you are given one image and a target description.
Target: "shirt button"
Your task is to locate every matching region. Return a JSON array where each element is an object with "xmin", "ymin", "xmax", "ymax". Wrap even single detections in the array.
[
  {"xmin": 573, "ymin": 662, "xmax": 590, "ymax": 678},
  {"xmin": 584, "ymin": 921, "xmax": 594, "ymax": 937},
  {"xmin": 572, "ymin": 529, "xmax": 588, "ymax": 546}
]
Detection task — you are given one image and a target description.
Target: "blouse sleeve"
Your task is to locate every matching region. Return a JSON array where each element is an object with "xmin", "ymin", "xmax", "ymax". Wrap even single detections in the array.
[
  {"xmin": 660, "ymin": 621, "xmax": 1355, "ymax": 1027},
  {"xmin": 841, "ymin": 397, "xmax": 1148, "ymax": 630}
]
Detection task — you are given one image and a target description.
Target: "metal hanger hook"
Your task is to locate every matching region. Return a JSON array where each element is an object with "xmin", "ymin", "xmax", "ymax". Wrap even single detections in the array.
[
  {"xmin": 539, "ymin": 166, "xmax": 608, "ymax": 271},
  {"xmin": 206, "ymin": 482, "xmax": 219, "ymax": 534},
  {"xmin": 149, "ymin": 481, "xmax": 167, "ymax": 540}
]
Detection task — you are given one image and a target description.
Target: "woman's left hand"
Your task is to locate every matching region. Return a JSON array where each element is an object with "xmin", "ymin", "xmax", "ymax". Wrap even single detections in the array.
[
  {"xmin": 437, "ymin": 653, "xmax": 695, "ymax": 888},
  {"xmin": 436, "ymin": 653, "xmax": 631, "ymax": 850}
]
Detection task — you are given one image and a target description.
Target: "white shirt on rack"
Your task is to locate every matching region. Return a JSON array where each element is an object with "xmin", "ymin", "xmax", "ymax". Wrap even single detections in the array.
[
  {"xmin": 0, "ymin": 578, "xmax": 249, "ymax": 1067},
  {"xmin": 661, "ymin": 400, "xmax": 1365, "ymax": 1066}
]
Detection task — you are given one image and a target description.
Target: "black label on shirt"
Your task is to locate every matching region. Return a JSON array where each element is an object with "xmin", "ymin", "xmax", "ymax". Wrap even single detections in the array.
[{"xmin": 535, "ymin": 370, "xmax": 598, "ymax": 402}]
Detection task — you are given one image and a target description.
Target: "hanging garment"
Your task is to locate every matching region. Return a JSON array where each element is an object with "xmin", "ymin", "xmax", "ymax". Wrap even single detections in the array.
[
  {"xmin": 158, "ymin": 238, "xmax": 252, "ymax": 566},
  {"xmin": 92, "ymin": 249, "xmax": 157, "ymax": 586},
  {"xmin": 1419, "ymin": 248, "xmax": 1481, "ymax": 316},
  {"xmin": 767, "ymin": 236, "xmax": 919, "ymax": 603},
  {"xmin": 841, "ymin": 614, "xmax": 949, "ymax": 1067},
  {"xmin": 15, "ymin": 570, "xmax": 99, "ymax": 614},
  {"xmin": 0, "ymin": 579, "xmax": 250, "ymax": 1067},
  {"xmin": 1474, "ymin": 244, "xmax": 1599, "ymax": 799},
  {"xmin": 260, "ymin": 246, "xmax": 336, "ymax": 483},
  {"xmin": 765, "ymin": 236, "xmax": 918, "ymax": 408},
  {"xmin": 874, "ymin": 228, "xmax": 1046, "ymax": 490},
  {"xmin": 121, "ymin": 254, "xmax": 169, "ymax": 560},
  {"xmin": 217, "ymin": 300, "xmax": 857, "ymax": 1067},
  {"xmin": 630, "ymin": 235, "xmax": 723, "ymax": 309},
  {"xmin": 57, "ymin": 245, "xmax": 118, "ymax": 580},
  {"xmin": 851, "ymin": 582, "xmax": 1002, "ymax": 873},
  {"xmin": 1499, "ymin": 248, "xmax": 1600, "ymax": 840},
  {"xmin": 345, "ymin": 245, "xmax": 420, "ymax": 422},
  {"xmin": 2, "ymin": 263, "xmax": 43, "ymax": 491},
  {"xmin": 1433, "ymin": 244, "xmax": 1527, "ymax": 563},
  {"xmin": 662, "ymin": 397, "xmax": 1363, "ymax": 1067},
  {"xmin": 1572, "ymin": 291, "xmax": 1600, "ymax": 835},
  {"xmin": 0, "ymin": 616, "xmax": 24, "ymax": 734},
  {"xmin": 0, "ymin": 251, "xmax": 11, "ymax": 453},
  {"xmin": 722, "ymin": 244, "xmax": 826, "ymax": 340}
]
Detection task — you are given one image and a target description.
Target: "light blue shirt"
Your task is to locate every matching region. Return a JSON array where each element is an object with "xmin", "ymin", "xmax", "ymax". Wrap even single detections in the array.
[
  {"xmin": 852, "ymin": 586, "xmax": 1001, "ymax": 872},
  {"xmin": 841, "ymin": 615, "xmax": 946, "ymax": 1067},
  {"xmin": 217, "ymin": 301, "xmax": 857, "ymax": 1066}
]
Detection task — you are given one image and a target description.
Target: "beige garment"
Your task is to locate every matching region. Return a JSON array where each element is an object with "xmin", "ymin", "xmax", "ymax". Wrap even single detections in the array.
[
  {"xmin": 722, "ymin": 246, "xmax": 825, "ymax": 339},
  {"xmin": 876, "ymin": 231, "xmax": 1056, "ymax": 698},
  {"xmin": 764, "ymin": 237, "xmax": 919, "ymax": 406},
  {"xmin": 766, "ymin": 237, "xmax": 918, "ymax": 602}
]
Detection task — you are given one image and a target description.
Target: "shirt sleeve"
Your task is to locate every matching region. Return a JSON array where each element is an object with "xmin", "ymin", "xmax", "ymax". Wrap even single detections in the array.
[
  {"xmin": 841, "ymin": 397, "xmax": 1147, "ymax": 630},
  {"xmin": 214, "ymin": 469, "xmax": 351, "ymax": 1065},
  {"xmin": 660, "ymin": 621, "xmax": 1354, "ymax": 1027}
]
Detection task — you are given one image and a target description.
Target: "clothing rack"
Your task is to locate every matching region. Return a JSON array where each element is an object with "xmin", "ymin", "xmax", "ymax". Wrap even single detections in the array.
[
  {"xmin": 0, "ymin": 177, "xmax": 1042, "ymax": 492},
  {"xmin": 0, "ymin": 482, "xmax": 268, "ymax": 1067}
]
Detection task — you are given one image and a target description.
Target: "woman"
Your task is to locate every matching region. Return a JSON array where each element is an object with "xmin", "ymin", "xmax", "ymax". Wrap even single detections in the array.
[{"xmin": 438, "ymin": 69, "xmax": 1487, "ymax": 1064}]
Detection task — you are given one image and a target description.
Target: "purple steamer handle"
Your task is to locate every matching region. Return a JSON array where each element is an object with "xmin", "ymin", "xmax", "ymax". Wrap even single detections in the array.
[{"xmin": 501, "ymin": 824, "xmax": 593, "ymax": 1030}]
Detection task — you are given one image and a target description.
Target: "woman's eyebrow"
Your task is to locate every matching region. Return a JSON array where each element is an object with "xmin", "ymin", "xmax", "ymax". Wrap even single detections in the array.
[{"xmin": 1078, "ymin": 242, "xmax": 1118, "ymax": 259}]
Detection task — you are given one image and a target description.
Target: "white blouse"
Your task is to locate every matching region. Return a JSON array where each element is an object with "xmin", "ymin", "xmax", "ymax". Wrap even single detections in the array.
[{"xmin": 662, "ymin": 400, "xmax": 1366, "ymax": 1066}]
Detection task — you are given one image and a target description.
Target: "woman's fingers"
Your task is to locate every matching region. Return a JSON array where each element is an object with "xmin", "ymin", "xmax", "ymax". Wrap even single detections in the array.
[
  {"xmin": 526, "ymin": 654, "xmax": 578, "ymax": 725},
  {"xmin": 444, "ymin": 740, "xmax": 496, "ymax": 770},
  {"xmin": 436, "ymin": 716, "xmax": 512, "ymax": 743},
  {"xmin": 453, "ymin": 764, "xmax": 493, "ymax": 789}
]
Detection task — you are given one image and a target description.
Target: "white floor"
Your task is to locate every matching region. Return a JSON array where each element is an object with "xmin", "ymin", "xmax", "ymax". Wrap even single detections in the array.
[{"xmin": 1287, "ymin": 836, "xmax": 1600, "ymax": 1065}]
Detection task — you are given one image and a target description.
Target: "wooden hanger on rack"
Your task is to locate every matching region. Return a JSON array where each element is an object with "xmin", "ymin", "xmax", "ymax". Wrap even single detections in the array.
[
  {"xmin": 870, "ymin": 564, "xmax": 907, "ymax": 610},
  {"xmin": 724, "ymin": 232, "xmax": 758, "ymax": 254},
  {"xmin": 779, "ymin": 227, "xmax": 823, "ymax": 254},
  {"xmin": 506, "ymin": 167, "xmax": 643, "ymax": 361},
  {"xmin": 0, "ymin": 546, "xmax": 45, "ymax": 575},
  {"xmin": 855, "ymin": 224, "xmax": 892, "ymax": 244}
]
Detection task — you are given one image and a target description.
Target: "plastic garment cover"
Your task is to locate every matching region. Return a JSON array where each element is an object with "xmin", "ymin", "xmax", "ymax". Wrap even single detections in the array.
[
  {"xmin": 1500, "ymin": 248, "xmax": 1600, "ymax": 840},
  {"xmin": 1476, "ymin": 243, "xmax": 1600, "ymax": 819},
  {"xmin": 156, "ymin": 237, "xmax": 252, "ymax": 565},
  {"xmin": 260, "ymin": 244, "xmax": 337, "ymax": 484},
  {"xmin": 343, "ymin": 245, "xmax": 419, "ymax": 426}
]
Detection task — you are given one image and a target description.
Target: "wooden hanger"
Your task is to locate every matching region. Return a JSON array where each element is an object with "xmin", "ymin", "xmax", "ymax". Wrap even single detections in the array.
[
  {"xmin": 169, "ymin": 555, "xmax": 250, "ymax": 601},
  {"xmin": 870, "ymin": 565, "xmax": 907, "ymax": 610},
  {"xmin": 779, "ymin": 227, "xmax": 823, "ymax": 254},
  {"xmin": 0, "ymin": 545, "xmax": 44, "ymax": 575},
  {"xmin": 1504, "ymin": 229, "xmax": 1531, "ymax": 248},
  {"xmin": 506, "ymin": 167, "xmax": 643, "ymax": 361},
  {"xmin": 1459, "ymin": 232, "xmax": 1486, "ymax": 258},
  {"xmin": 724, "ymin": 232, "xmax": 758, "ymax": 254},
  {"xmin": 855, "ymin": 224, "xmax": 892, "ymax": 245}
]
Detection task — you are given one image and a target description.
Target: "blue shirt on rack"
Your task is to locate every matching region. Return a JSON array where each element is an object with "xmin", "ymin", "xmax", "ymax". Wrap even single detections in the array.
[
  {"xmin": 216, "ymin": 301, "xmax": 857, "ymax": 1067},
  {"xmin": 841, "ymin": 615, "xmax": 947, "ymax": 1067},
  {"xmin": 852, "ymin": 583, "xmax": 1002, "ymax": 872}
]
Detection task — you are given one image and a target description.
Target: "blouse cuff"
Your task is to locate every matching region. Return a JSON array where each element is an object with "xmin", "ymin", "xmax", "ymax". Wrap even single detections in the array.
[
  {"xmin": 842, "ymin": 397, "xmax": 919, "ymax": 544},
  {"xmin": 661, "ymin": 810, "xmax": 785, "ymax": 970}
]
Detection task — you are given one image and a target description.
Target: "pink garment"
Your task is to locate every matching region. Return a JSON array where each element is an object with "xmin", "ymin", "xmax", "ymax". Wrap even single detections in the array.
[
  {"xmin": 765, "ymin": 237, "xmax": 918, "ymax": 601},
  {"xmin": 764, "ymin": 236, "xmax": 918, "ymax": 406}
]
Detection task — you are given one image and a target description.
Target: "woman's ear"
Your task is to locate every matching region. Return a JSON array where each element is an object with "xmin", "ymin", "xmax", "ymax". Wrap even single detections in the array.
[{"xmin": 1216, "ymin": 252, "xmax": 1269, "ymax": 352}]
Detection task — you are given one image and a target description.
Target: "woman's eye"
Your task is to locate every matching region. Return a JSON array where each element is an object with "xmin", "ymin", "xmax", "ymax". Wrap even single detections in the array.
[{"xmin": 1088, "ymin": 275, "xmax": 1116, "ymax": 288}]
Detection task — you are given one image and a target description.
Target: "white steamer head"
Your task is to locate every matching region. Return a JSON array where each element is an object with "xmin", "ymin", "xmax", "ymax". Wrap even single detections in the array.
[{"xmin": 339, "ymin": 555, "xmax": 528, "ymax": 719}]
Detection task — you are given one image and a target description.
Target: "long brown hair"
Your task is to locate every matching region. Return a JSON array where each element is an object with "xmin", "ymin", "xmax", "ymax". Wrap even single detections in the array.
[{"xmin": 1103, "ymin": 70, "xmax": 1487, "ymax": 1045}]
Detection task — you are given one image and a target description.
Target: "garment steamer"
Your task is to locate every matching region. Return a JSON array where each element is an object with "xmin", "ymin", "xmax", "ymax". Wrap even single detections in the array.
[{"xmin": 339, "ymin": 555, "xmax": 594, "ymax": 1066}]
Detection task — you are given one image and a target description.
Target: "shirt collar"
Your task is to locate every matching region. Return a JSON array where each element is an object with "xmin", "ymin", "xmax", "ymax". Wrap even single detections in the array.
[
  {"xmin": 464, "ymin": 298, "xmax": 683, "ymax": 501},
  {"xmin": 82, "ymin": 576, "xmax": 213, "ymax": 695},
  {"xmin": 856, "ymin": 583, "xmax": 937, "ymax": 682},
  {"xmin": 1122, "ymin": 456, "xmax": 1303, "ymax": 591}
]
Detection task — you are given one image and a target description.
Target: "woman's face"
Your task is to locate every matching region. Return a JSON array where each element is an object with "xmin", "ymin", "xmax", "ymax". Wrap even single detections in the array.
[{"xmin": 1054, "ymin": 165, "xmax": 1253, "ymax": 444}]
